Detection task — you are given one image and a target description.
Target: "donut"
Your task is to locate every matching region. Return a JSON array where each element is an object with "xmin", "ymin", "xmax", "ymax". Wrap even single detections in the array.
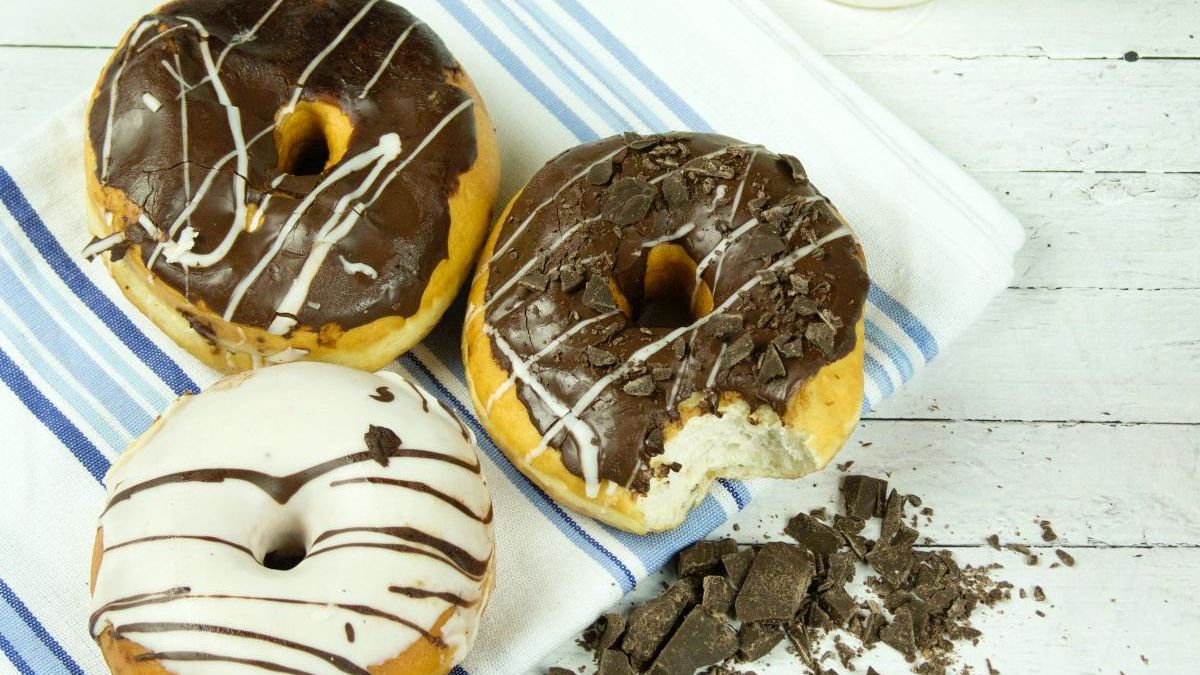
[
  {"xmin": 88, "ymin": 362, "xmax": 495, "ymax": 675},
  {"xmin": 83, "ymin": 0, "xmax": 499, "ymax": 372},
  {"xmin": 464, "ymin": 132, "xmax": 868, "ymax": 533}
]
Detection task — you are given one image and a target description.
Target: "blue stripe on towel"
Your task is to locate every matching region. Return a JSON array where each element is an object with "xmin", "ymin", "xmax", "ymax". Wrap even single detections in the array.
[
  {"xmin": 864, "ymin": 318, "xmax": 914, "ymax": 382},
  {"xmin": 0, "ymin": 344, "xmax": 109, "ymax": 483},
  {"xmin": 0, "ymin": 167, "xmax": 197, "ymax": 396},
  {"xmin": 0, "ymin": 578, "xmax": 84, "ymax": 675},
  {"xmin": 863, "ymin": 352, "xmax": 896, "ymax": 399},
  {"xmin": 0, "ymin": 629, "xmax": 34, "ymax": 675},
  {"xmin": 402, "ymin": 352, "xmax": 638, "ymax": 592},
  {"xmin": 869, "ymin": 283, "xmax": 938, "ymax": 362}
]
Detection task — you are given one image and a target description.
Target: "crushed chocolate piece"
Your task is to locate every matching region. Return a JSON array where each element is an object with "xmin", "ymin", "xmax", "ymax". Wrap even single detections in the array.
[
  {"xmin": 620, "ymin": 579, "xmax": 697, "ymax": 666},
  {"xmin": 784, "ymin": 512, "xmax": 842, "ymax": 558},
  {"xmin": 880, "ymin": 606, "xmax": 918, "ymax": 659},
  {"xmin": 722, "ymin": 548, "xmax": 756, "ymax": 588},
  {"xmin": 809, "ymin": 506, "xmax": 829, "ymax": 521},
  {"xmin": 602, "ymin": 177, "xmax": 658, "ymax": 225},
  {"xmin": 777, "ymin": 337, "xmax": 804, "ymax": 358},
  {"xmin": 363, "ymin": 425, "xmax": 400, "ymax": 467},
  {"xmin": 735, "ymin": 543, "xmax": 814, "ymax": 623},
  {"xmin": 596, "ymin": 613, "xmax": 625, "ymax": 653},
  {"xmin": 805, "ymin": 322, "xmax": 836, "ymax": 357},
  {"xmin": 1033, "ymin": 586, "xmax": 1046, "ymax": 602},
  {"xmin": 662, "ymin": 172, "xmax": 689, "ymax": 210},
  {"xmin": 742, "ymin": 234, "xmax": 787, "ymax": 260},
  {"xmin": 651, "ymin": 364, "xmax": 673, "ymax": 381},
  {"xmin": 738, "ymin": 622, "xmax": 783, "ymax": 661},
  {"xmin": 519, "ymin": 271, "xmax": 548, "ymax": 291},
  {"xmin": 702, "ymin": 575, "xmax": 736, "ymax": 615},
  {"xmin": 582, "ymin": 276, "xmax": 617, "ymax": 311},
  {"xmin": 586, "ymin": 346, "xmax": 619, "ymax": 368},
  {"xmin": 1055, "ymin": 549, "xmax": 1075, "ymax": 567},
  {"xmin": 778, "ymin": 153, "xmax": 808, "ymax": 182},
  {"xmin": 623, "ymin": 375, "xmax": 655, "ymax": 397},
  {"xmin": 683, "ymin": 156, "xmax": 736, "ymax": 179},
  {"xmin": 625, "ymin": 133, "xmax": 664, "ymax": 150},
  {"xmin": 679, "ymin": 539, "xmax": 739, "ymax": 578},
  {"xmin": 588, "ymin": 157, "xmax": 615, "ymax": 185},
  {"xmin": 757, "ymin": 345, "xmax": 787, "ymax": 383},
  {"xmin": 724, "ymin": 334, "xmax": 756, "ymax": 368},
  {"xmin": 842, "ymin": 475, "xmax": 888, "ymax": 520},
  {"xmin": 708, "ymin": 313, "xmax": 744, "ymax": 337},
  {"xmin": 867, "ymin": 545, "xmax": 915, "ymax": 588},
  {"xmin": 986, "ymin": 534, "xmax": 1000, "ymax": 550},
  {"xmin": 597, "ymin": 650, "xmax": 634, "ymax": 675},
  {"xmin": 1038, "ymin": 520, "xmax": 1058, "ymax": 542},
  {"xmin": 819, "ymin": 586, "xmax": 857, "ymax": 626},
  {"xmin": 560, "ymin": 265, "xmax": 586, "ymax": 293},
  {"xmin": 547, "ymin": 667, "xmax": 574, "ymax": 675},
  {"xmin": 826, "ymin": 551, "xmax": 856, "ymax": 585},
  {"xmin": 647, "ymin": 608, "xmax": 738, "ymax": 675}
]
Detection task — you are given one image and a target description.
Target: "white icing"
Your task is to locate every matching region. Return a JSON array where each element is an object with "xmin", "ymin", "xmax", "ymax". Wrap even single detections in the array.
[
  {"xmin": 91, "ymin": 362, "xmax": 494, "ymax": 675},
  {"xmin": 338, "ymin": 255, "xmax": 378, "ymax": 280},
  {"xmin": 705, "ymin": 184, "xmax": 727, "ymax": 212},
  {"xmin": 282, "ymin": 0, "xmax": 382, "ymax": 115},
  {"xmin": 640, "ymin": 222, "xmax": 695, "ymax": 248},
  {"xmin": 359, "ymin": 22, "xmax": 421, "ymax": 99},
  {"xmin": 82, "ymin": 232, "xmax": 126, "ymax": 260},
  {"xmin": 141, "ymin": 93, "xmax": 162, "ymax": 112},
  {"xmin": 160, "ymin": 225, "xmax": 198, "ymax": 264}
]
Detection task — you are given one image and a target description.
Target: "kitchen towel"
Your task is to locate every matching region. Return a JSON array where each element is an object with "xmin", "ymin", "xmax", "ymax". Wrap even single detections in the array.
[{"xmin": 0, "ymin": 1, "xmax": 1024, "ymax": 673}]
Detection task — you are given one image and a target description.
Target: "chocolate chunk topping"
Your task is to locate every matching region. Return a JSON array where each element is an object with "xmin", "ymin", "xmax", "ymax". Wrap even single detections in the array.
[
  {"xmin": 784, "ymin": 512, "xmax": 842, "ymax": 557},
  {"xmin": 778, "ymin": 153, "xmax": 808, "ymax": 183},
  {"xmin": 602, "ymin": 177, "xmax": 658, "ymax": 225},
  {"xmin": 588, "ymin": 157, "xmax": 615, "ymax": 186},
  {"xmin": 646, "ymin": 608, "xmax": 738, "ymax": 675},
  {"xmin": 620, "ymin": 579, "xmax": 698, "ymax": 666},
  {"xmin": 805, "ymin": 322, "xmax": 837, "ymax": 357},
  {"xmin": 625, "ymin": 133, "xmax": 664, "ymax": 150},
  {"xmin": 182, "ymin": 312, "xmax": 218, "ymax": 346},
  {"xmin": 757, "ymin": 344, "xmax": 787, "ymax": 383},
  {"xmin": 519, "ymin": 271, "xmax": 549, "ymax": 292},
  {"xmin": 622, "ymin": 375, "xmax": 655, "ymax": 397},
  {"xmin": 363, "ymin": 425, "xmax": 401, "ymax": 467},
  {"xmin": 742, "ymin": 234, "xmax": 787, "ymax": 260},
  {"xmin": 684, "ymin": 157, "xmax": 737, "ymax": 179},
  {"xmin": 679, "ymin": 538, "xmax": 738, "ymax": 578},
  {"xmin": 586, "ymin": 346, "xmax": 619, "ymax": 368},
  {"xmin": 735, "ymin": 543, "xmax": 814, "ymax": 623},
  {"xmin": 560, "ymin": 265, "xmax": 586, "ymax": 293},
  {"xmin": 662, "ymin": 172, "xmax": 689, "ymax": 210},
  {"xmin": 702, "ymin": 575, "xmax": 736, "ymax": 615},
  {"xmin": 582, "ymin": 276, "xmax": 617, "ymax": 311},
  {"xmin": 708, "ymin": 313, "xmax": 744, "ymax": 337},
  {"xmin": 724, "ymin": 334, "xmax": 756, "ymax": 368},
  {"xmin": 842, "ymin": 475, "xmax": 889, "ymax": 520}
]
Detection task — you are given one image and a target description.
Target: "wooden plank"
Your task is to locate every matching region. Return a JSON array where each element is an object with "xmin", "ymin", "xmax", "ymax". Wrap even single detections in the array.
[
  {"xmin": 0, "ymin": 47, "xmax": 105, "ymax": 148},
  {"xmin": 829, "ymin": 55, "xmax": 1200, "ymax": 172},
  {"xmin": 770, "ymin": 0, "xmax": 1200, "ymax": 58},
  {"xmin": 874, "ymin": 288, "xmax": 1200, "ymax": 424},
  {"xmin": 989, "ymin": 171, "xmax": 1200, "ymax": 290},
  {"xmin": 708, "ymin": 420, "xmax": 1200, "ymax": 547},
  {"xmin": 538, "ymin": 547, "xmax": 1198, "ymax": 674}
]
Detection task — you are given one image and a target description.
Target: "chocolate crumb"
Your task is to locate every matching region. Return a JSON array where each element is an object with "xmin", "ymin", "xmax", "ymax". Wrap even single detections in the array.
[
  {"xmin": 369, "ymin": 386, "xmax": 394, "ymax": 402},
  {"xmin": 662, "ymin": 172, "xmax": 689, "ymax": 210},
  {"xmin": 1038, "ymin": 520, "xmax": 1058, "ymax": 542},
  {"xmin": 1055, "ymin": 549, "xmax": 1075, "ymax": 567},
  {"xmin": 1033, "ymin": 586, "xmax": 1046, "ymax": 602},
  {"xmin": 586, "ymin": 346, "xmax": 618, "ymax": 368},
  {"xmin": 582, "ymin": 276, "xmax": 617, "ymax": 311},
  {"xmin": 622, "ymin": 374, "xmax": 655, "ymax": 397},
  {"xmin": 986, "ymin": 534, "xmax": 1000, "ymax": 550},
  {"xmin": 708, "ymin": 313, "xmax": 744, "ymax": 337},
  {"xmin": 602, "ymin": 177, "xmax": 658, "ymax": 225},
  {"xmin": 588, "ymin": 157, "xmax": 615, "ymax": 185},
  {"xmin": 363, "ymin": 424, "xmax": 401, "ymax": 467},
  {"xmin": 805, "ymin": 322, "xmax": 836, "ymax": 357}
]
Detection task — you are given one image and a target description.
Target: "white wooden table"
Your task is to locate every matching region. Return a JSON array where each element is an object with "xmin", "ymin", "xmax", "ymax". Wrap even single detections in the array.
[{"xmin": 1, "ymin": 1, "xmax": 1196, "ymax": 673}]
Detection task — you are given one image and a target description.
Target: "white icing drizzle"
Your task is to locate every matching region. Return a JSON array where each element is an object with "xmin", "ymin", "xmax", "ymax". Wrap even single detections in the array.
[
  {"xmin": 90, "ymin": 363, "xmax": 494, "ymax": 675},
  {"xmin": 82, "ymin": 232, "xmax": 126, "ymax": 260},
  {"xmin": 141, "ymin": 93, "xmax": 162, "ymax": 112},
  {"xmin": 640, "ymin": 221, "xmax": 695, "ymax": 248},
  {"xmin": 529, "ymin": 226, "xmax": 853, "ymax": 493},
  {"xmin": 137, "ymin": 214, "xmax": 165, "ymax": 241},
  {"xmin": 484, "ymin": 309, "xmax": 620, "ymax": 413},
  {"xmin": 704, "ymin": 343, "xmax": 728, "ymax": 388},
  {"xmin": 705, "ymin": 184, "xmax": 727, "ymax": 213},
  {"xmin": 134, "ymin": 23, "xmax": 187, "ymax": 55},
  {"xmin": 282, "ymin": 0, "xmax": 382, "ymax": 115},
  {"xmin": 339, "ymin": 255, "xmax": 379, "ymax": 280},
  {"xmin": 359, "ymin": 21, "xmax": 421, "ymax": 99},
  {"xmin": 160, "ymin": 225, "xmax": 198, "ymax": 264},
  {"xmin": 177, "ymin": 0, "xmax": 288, "ymax": 98}
]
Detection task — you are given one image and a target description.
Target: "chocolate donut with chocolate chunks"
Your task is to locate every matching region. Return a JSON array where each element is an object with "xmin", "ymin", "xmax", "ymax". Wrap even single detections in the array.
[
  {"xmin": 464, "ymin": 132, "xmax": 869, "ymax": 533},
  {"xmin": 84, "ymin": 0, "xmax": 499, "ymax": 372}
]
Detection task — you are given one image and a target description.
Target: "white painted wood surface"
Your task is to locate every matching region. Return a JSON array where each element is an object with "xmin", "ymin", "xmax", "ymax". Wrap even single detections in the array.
[{"xmin": 0, "ymin": 0, "xmax": 1195, "ymax": 673}]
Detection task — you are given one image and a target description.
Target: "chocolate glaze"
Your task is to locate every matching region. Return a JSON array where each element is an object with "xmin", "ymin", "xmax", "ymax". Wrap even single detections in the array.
[
  {"xmin": 482, "ymin": 133, "xmax": 868, "ymax": 491},
  {"xmin": 88, "ymin": 0, "xmax": 477, "ymax": 330}
]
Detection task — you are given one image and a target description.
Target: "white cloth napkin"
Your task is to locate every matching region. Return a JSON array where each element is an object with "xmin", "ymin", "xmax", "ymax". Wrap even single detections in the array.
[{"xmin": 0, "ymin": 1, "xmax": 1023, "ymax": 673}]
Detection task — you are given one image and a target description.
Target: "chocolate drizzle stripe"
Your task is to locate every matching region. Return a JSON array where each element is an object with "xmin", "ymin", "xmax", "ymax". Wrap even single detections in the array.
[
  {"xmin": 103, "ymin": 534, "xmax": 252, "ymax": 557},
  {"xmin": 305, "ymin": 542, "xmax": 486, "ymax": 581},
  {"xmin": 329, "ymin": 477, "xmax": 493, "ymax": 523},
  {"xmin": 103, "ymin": 447, "xmax": 481, "ymax": 514},
  {"xmin": 388, "ymin": 585, "xmax": 475, "ymax": 607},
  {"xmin": 401, "ymin": 379, "xmax": 429, "ymax": 411},
  {"xmin": 135, "ymin": 651, "xmax": 310, "ymax": 674},
  {"xmin": 91, "ymin": 588, "xmax": 443, "ymax": 645},
  {"xmin": 369, "ymin": 386, "xmax": 395, "ymax": 402},
  {"xmin": 116, "ymin": 622, "xmax": 367, "ymax": 675},
  {"xmin": 312, "ymin": 526, "xmax": 490, "ymax": 578},
  {"xmin": 435, "ymin": 398, "xmax": 472, "ymax": 442}
]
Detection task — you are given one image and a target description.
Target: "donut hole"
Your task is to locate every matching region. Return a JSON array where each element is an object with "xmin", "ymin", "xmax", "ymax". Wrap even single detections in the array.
[
  {"xmin": 274, "ymin": 101, "xmax": 352, "ymax": 176},
  {"xmin": 636, "ymin": 244, "xmax": 713, "ymax": 328},
  {"xmin": 260, "ymin": 528, "xmax": 307, "ymax": 571}
]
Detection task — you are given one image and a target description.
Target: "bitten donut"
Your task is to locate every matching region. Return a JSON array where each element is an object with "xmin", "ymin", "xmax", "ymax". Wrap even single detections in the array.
[
  {"xmin": 84, "ymin": 0, "xmax": 499, "ymax": 372},
  {"xmin": 465, "ymin": 132, "xmax": 868, "ymax": 533},
  {"xmin": 89, "ymin": 362, "xmax": 495, "ymax": 675}
]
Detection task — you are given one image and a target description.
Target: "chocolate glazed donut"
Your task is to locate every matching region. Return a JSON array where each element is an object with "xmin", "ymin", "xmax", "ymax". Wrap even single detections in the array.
[
  {"xmin": 464, "ymin": 133, "xmax": 869, "ymax": 533},
  {"xmin": 84, "ymin": 0, "xmax": 499, "ymax": 372}
]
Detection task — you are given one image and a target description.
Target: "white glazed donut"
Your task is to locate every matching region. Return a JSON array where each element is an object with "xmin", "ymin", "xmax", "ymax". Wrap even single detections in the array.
[{"xmin": 88, "ymin": 362, "xmax": 494, "ymax": 675}]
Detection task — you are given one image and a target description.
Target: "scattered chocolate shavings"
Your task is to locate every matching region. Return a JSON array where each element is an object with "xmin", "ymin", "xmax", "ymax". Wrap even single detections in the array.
[
  {"xmin": 598, "ymin": 650, "xmax": 634, "ymax": 675},
  {"xmin": 842, "ymin": 475, "xmax": 888, "ymax": 520},
  {"xmin": 1038, "ymin": 519, "xmax": 1058, "ymax": 542},
  {"xmin": 620, "ymin": 579, "xmax": 697, "ymax": 666},
  {"xmin": 784, "ymin": 512, "xmax": 841, "ymax": 558},
  {"xmin": 723, "ymin": 334, "xmax": 755, "ymax": 368},
  {"xmin": 777, "ymin": 337, "xmax": 804, "ymax": 359},
  {"xmin": 737, "ymin": 622, "xmax": 783, "ymax": 661},
  {"xmin": 734, "ymin": 543, "xmax": 814, "ymax": 623},
  {"xmin": 662, "ymin": 172, "xmax": 689, "ymax": 210},
  {"xmin": 777, "ymin": 153, "xmax": 808, "ymax": 182},
  {"xmin": 582, "ymin": 276, "xmax": 617, "ymax": 311},
  {"xmin": 809, "ymin": 506, "xmax": 829, "ymax": 521},
  {"xmin": 1003, "ymin": 543, "xmax": 1032, "ymax": 555},
  {"xmin": 560, "ymin": 265, "xmax": 586, "ymax": 293},
  {"xmin": 708, "ymin": 313, "xmax": 744, "ymax": 337},
  {"xmin": 547, "ymin": 667, "xmax": 573, "ymax": 675},
  {"xmin": 742, "ymin": 234, "xmax": 787, "ymax": 260},
  {"xmin": 836, "ymin": 460, "xmax": 855, "ymax": 472},
  {"xmin": 596, "ymin": 612, "xmax": 626, "ymax": 654},
  {"xmin": 651, "ymin": 364, "xmax": 673, "ymax": 381},
  {"xmin": 805, "ymin": 322, "xmax": 837, "ymax": 357},
  {"xmin": 586, "ymin": 346, "xmax": 618, "ymax": 368},
  {"xmin": 519, "ymin": 271, "xmax": 549, "ymax": 291},
  {"xmin": 702, "ymin": 575, "xmax": 736, "ymax": 615},
  {"xmin": 1033, "ymin": 586, "xmax": 1046, "ymax": 602},
  {"xmin": 588, "ymin": 156, "xmax": 615, "ymax": 185},
  {"xmin": 722, "ymin": 548, "xmax": 756, "ymax": 588},
  {"xmin": 363, "ymin": 425, "xmax": 401, "ymax": 467},
  {"xmin": 602, "ymin": 177, "xmax": 658, "ymax": 225},
  {"xmin": 623, "ymin": 374, "xmax": 655, "ymax": 397},
  {"xmin": 757, "ymin": 345, "xmax": 787, "ymax": 383},
  {"xmin": 986, "ymin": 534, "xmax": 1001, "ymax": 550},
  {"xmin": 647, "ymin": 608, "xmax": 738, "ymax": 675},
  {"xmin": 683, "ymin": 156, "xmax": 736, "ymax": 179},
  {"xmin": 880, "ymin": 605, "xmax": 918, "ymax": 659},
  {"xmin": 624, "ymin": 133, "xmax": 664, "ymax": 150},
  {"xmin": 679, "ymin": 539, "xmax": 738, "ymax": 578},
  {"xmin": 1055, "ymin": 549, "xmax": 1075, "ymax": 567}
]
